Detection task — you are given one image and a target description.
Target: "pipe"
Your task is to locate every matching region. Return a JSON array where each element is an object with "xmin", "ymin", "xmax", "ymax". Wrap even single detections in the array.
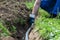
[{"xmin": 25, "ymin": 23, "xmax": 34, "ymax": 40}]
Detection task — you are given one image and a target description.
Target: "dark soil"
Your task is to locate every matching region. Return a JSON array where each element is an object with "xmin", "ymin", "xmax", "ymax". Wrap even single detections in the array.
[{"xmin": 0, "ymin": 0, "xmax": 31, "ymax": 40}]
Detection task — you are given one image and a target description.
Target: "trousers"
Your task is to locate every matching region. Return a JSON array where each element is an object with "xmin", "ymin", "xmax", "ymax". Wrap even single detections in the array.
[{"xmin": 40, "ymin": 0, "xmax": 60, "ymax": 15}]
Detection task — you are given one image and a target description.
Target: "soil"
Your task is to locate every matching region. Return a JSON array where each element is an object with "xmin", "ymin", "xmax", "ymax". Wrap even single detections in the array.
[
  {"xmin": 1, "ymin": 36, "xmax": 16, "ymax": 40},
  {"xmin": 0, "ymin": 0, "xmax": 31, "ymax": 40},
  {"xmin": 0, "ymin": 0, "xmax": 41, "ymax": 40}
]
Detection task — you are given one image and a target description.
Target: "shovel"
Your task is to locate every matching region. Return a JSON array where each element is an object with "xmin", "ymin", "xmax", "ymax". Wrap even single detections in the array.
[{"xmin": 25, "ymin": 23, "xmax": 34, "ymax": 40}]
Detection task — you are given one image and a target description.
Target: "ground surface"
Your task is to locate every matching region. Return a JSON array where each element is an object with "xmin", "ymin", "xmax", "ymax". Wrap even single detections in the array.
[
  {"xmin": 29, "ymin": 28, "xmax": 43, "ymax": 40},
  {"xmin": 0, "ymin": 0, "xmax": 42, "ymax": 40},
  {"xmin": 0, "ymin": 0, "xmax": 32, "ymax": 40}
]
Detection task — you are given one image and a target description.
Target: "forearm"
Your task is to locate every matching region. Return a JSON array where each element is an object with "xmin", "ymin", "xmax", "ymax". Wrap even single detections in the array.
[{"xmin": 32, "ymin": 0, "xmax": 41, "ymax": 16}]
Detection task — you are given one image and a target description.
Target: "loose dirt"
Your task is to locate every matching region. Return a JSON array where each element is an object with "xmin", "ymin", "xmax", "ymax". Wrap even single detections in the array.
[
  {"xmin": 0, "ymin": 0, "xmax": 31, "ymax": 40},
  {"xmin": 0, "ymin": 0, "xmax": 42, "ymax": 40}
]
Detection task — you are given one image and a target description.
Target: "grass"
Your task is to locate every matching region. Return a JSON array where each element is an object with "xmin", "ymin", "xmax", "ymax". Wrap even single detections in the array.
[
  {"xmin": 0, "ymin": 21, "xmax": 16, "ymax": 37},
  {"xmin": 25, "ymin": 0, "xmax": 34, "ymax": 9},
  {"xmin": 25, "ymin": 1, "xmax": 60, "ymax": 40},
  {"xmin": 35, "ymin": 9, "xmax": 60, "ymax": 40},
  {"xmin": 0, "ymin": 22, "xmax": 10, "ymax": 37}
]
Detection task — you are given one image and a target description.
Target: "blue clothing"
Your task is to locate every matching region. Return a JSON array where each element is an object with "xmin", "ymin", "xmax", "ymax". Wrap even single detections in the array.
[{"xmin": 40, "ymin": 0, "xmax": 60, "ymax": 15}]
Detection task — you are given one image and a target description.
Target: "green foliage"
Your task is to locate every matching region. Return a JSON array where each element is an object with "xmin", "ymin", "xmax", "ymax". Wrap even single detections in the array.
[
  {"xmin": 25, "ymin": 0, "xmax": 34, "ymax": 9},
  {"xmin": 0, "ymin": 22, "xmax": 10, "ymax": 36},
  {"xmin": 19, "ymin": 18, "xmax": 26, "ymax": 25},
  {"xmin": 10, "ymin": 25, "xmax": 16, "ymax": 33},
  {"xmin": 25, "ymin": 1, "xmax": 60, "ymax": 40},
  {"xmin": 35, "ymin": 9, "xmax": 60, "ymax": 40}
]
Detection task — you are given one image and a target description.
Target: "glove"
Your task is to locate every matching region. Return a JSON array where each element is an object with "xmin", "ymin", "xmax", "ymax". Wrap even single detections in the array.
[{"xmin": 28, "ymin": 14, "xmax": 35, "ymax": 26}]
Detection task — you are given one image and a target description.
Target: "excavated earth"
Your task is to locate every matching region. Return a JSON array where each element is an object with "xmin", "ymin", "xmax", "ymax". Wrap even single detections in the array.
[
  {"xmin": 0, "ymin": 0, "xmax": 32, "ymax": 40},
  {"xmin": 0, "ymin": 0, "xmax": 41, "ymax": 40}
]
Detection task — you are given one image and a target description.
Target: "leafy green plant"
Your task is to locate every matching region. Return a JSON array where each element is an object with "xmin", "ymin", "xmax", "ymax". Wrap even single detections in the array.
[
  {"xmin": 35, "ymin": 9, "xmax": 60, "ymax": 40},
  {"xmin": 25, "ymin": 0, "xmax": 34, "ymax": 9},
  {"xmin": 0, "ymin": 22, "xmax": 10, "ymax": 36}
]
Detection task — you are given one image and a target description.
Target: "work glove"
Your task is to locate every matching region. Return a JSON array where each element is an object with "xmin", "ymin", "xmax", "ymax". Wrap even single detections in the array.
[{"xmin": 28, "ymin": 14, "xmax": 35, "ymax": 26}]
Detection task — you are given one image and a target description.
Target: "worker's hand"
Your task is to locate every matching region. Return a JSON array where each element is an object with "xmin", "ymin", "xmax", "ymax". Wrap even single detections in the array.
[{"xmin": 28, "ymin": 14, "xmax": 35, "ymax": 26}]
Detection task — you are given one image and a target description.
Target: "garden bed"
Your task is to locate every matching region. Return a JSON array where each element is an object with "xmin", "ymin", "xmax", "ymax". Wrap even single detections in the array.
[{"xmin": 0, "ymin": 0, "xmax": 32, "ymax": 40}]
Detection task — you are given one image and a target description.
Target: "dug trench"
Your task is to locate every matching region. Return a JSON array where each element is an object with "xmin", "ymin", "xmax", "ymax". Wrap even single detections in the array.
[{"xmin": 0, "ymin": 0, "xmax": 32, "ymax": 40}]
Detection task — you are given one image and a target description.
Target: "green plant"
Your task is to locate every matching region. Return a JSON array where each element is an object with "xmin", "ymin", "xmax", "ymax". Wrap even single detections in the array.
[
  {"xmin": 10, "ymin": 25, "xmax": 16, "ymax": 33},
  {"xmin": 0, "ymin": 22, "xmax": 10, "ymax": 36},
  {"xmin": 35, "ymin": 9, "xmax": 60, "ymax": 40},
  {"xmin": 25, "ymin": 0, "xmax": 34, "ymax": 9}
]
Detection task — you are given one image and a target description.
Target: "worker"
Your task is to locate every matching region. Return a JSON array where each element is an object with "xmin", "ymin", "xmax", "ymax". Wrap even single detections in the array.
[{"xmin": 28, "ymin": 0, "xmax": 60, "ymax": 25}]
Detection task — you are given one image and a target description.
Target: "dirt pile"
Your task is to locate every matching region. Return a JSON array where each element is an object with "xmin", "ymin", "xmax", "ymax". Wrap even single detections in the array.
[
  {"xmin": 0, "ymin": 0, "xmax": 31, "ymax": 40},
  {"xmin": 0, "ymin": 0, "xmax": 31, "ymax": 24}
]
